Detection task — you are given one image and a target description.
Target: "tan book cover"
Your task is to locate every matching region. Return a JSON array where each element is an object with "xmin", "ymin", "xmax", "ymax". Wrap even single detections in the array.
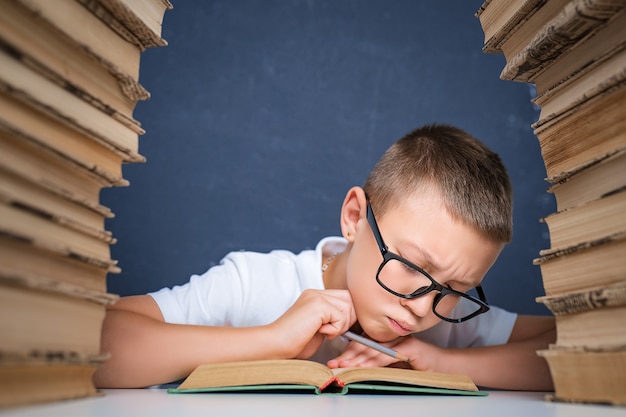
[
  {"xmin": 532, "ymin": 48, "xmax": 626, "ymax": 128},
  {"xmin": 534, "ymin": 232, "xmax": 626, "ymax": 296},
  {"xmin": 0, "ymin": 47, "xmax": 143, "ymax": 155},
  {"xmin": 529, "ymin": 8, "xmax": 626, "ymax": 96},
  {"xmin": 0, "ymin": 1, "xmax": 147, "ymax": 120},
  {"xmin": 91, "ymin": 0, "xmax": 173, "ymax": 49},
  {"xmin": 540, "ymin": 188, "xmax": 626, "ymax": 251},
  {"xmin": 547, "ymin": 147, "xmax": 626, "ymax": 212},
  {"xmin": 0, "ymin": 234, "xmax": 115, "ymax": 293},
  {"xmin": 539, "ymin": 347, "xmax": 626, "ymax": 405},
  {"xmin": 534, "ymin": 85, "xmax": 626, "ymax": 182},
  {"xmin": 17, "ymin": 0, "xmax": 141, "ymax": 80},
  {"xmin": 171, "ymin": 359, "xmax": 485, "ymax": 396},
  {"xmin": 500, "ymin": 0, "xmax": 624, "ymax": 82},
  {"xmin": 476, "ymin": 0, "xmax": 546, "ymax": 53},
  {"xmin": 0, "ymin": 276, "xmax": 117, "ymax": 356},
  {"xmin": 538, "ymin": 281, "xmax": 626, "ymax": 315},
  {"xmin": 0, "ymin": 353, "xmax": 107, "ymax": 408}
]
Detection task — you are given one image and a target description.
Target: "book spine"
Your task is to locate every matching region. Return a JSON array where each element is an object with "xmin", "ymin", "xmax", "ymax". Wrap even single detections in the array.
[
  {"xmin": 532, "ymin": 65, "xmax": 626, "ymax": 130},
  {"xmin": 0, "ymin": 274, "xmax": 119, "ymax": 306},
  {"xmin": 534, "ymin": 230, "xmax": 626, "ymax": 260},
  {"xmin": 0, "ymin": 37, "xmax": 143, "ymax": 134},
  {"xmin": 0, "ymin": 228, "xmax": 119, "ymax": 271},
  {"xmin": 537, "ymin": 284, "xmax": 626, "ymax": 315},
  {"xmin": 546, "ymin": 146, "xmax": 626, "ymax": 185},
  {"xmin": 478, "ymin": 0, "xmax": 626, "ymax": 406},
  {"xmin": 500, "ymin": 0, "xmax": 625, "ymax": 82},
  {"xmin": 83, "ymin": 0, "xmax": 171, "ymax": 49},
  {"xmin": 481, "ymin": 0, "xmax": 549, "ymax": 54}
]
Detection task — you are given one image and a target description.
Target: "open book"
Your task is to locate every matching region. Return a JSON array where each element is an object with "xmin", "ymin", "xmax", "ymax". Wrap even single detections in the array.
[{"xmin": 168, "ymin": 359, "xmax": 486, "ymax": 396}]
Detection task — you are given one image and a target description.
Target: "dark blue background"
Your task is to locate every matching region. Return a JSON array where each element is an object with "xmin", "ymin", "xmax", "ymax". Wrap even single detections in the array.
[{"xmin": 101, "ymin": 0, "xmax": 555, "ymax": 315}]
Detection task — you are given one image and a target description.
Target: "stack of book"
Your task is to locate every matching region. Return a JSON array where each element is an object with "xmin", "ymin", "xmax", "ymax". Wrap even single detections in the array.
[
  {"xmin": 477, "ymin": 0, "xmax": 626, "ymax": 406},
  {"xmin": 0, "ymin": 0, "xmax": 171, "ymax": 407}
]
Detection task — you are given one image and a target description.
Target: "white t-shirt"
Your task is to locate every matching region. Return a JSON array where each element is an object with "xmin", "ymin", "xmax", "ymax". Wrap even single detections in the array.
[{"xmin": 149, "ymin": 237, "xmax": 517, "ymax": 362}]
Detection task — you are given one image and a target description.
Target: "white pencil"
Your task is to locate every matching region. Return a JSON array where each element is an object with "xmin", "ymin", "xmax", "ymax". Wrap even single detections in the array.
[{"xmin": 343, "ymin": 331, "xmax": 410, "ymax": 362}]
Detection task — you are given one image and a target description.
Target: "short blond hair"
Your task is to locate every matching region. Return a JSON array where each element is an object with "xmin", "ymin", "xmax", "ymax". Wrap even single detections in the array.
[{"xmin": 363, "ymin": 124, "xmax": 513, "ymax": 243}]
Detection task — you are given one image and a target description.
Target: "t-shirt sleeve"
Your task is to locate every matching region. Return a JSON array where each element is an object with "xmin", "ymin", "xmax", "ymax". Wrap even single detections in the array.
[
  {"xmin": 148, "ymin": 250, "xmax": 308, "ymax": 327},
  {"xmin": 148, "ymin": 255, "xmax": 246, "ymax": 326},
  {"xmin": 462, "ymin": 306, "xmax": 518, "ymax": 347},
  {"xmin": 415, "ymin": 306, "xmax": 518, "ymax": 348}
]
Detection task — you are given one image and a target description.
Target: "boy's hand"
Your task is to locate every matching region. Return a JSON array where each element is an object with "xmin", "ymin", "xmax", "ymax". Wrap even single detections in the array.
[
  {"xmin": 327, "ymin": 335, "xmax": 405, "ymax": 368},
  {"xmin": 327, "ymin": 335, "xmax": 440, "ymax": 371},
  {"xmin": 270, "ymin": 289, "xmax": 356, "ymax": 359}
]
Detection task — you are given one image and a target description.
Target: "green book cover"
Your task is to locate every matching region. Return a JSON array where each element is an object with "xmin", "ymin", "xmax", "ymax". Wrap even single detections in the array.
[{"xmin": 169, "ymin": 383, "xmax": 488, "ymax": 396}]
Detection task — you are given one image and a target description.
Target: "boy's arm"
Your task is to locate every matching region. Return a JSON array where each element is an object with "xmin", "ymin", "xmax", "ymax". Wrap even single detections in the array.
[
  {"xmin": 94, "ymin": 290, "xmax": 355, "ymax": 388},
  {"xmin": 328, "ymin": 315, "xmax": 556, "ymax": 391},
  {"xmin": 431, "ymin": 315, "xmax": 555, "ymax": 390},
  {"xmin": 93, "ymin": 295, "xmax": 285, "ymax": 388}
]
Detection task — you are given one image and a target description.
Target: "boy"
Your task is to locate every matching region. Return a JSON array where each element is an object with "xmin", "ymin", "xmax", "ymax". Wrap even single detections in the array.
[{"xmin": 94, "ymin": 124, "xmax": 555, "ymax": 390}]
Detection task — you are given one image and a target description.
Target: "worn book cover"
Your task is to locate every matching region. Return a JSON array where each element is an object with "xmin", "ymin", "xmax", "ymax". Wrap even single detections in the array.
[{"xmin": 168, "ymin": 359, "xmax": 487, "ymax": 396}]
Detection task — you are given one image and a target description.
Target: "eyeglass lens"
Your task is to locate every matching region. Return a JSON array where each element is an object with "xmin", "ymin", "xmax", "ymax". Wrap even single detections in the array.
[{"xmin": 377, "ymin": 258, "xmax": 485, "ymax": 321}]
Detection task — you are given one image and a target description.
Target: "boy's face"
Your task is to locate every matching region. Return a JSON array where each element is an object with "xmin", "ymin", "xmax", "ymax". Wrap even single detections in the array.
[{"xmin": 345, "ymin": 190, "xmax": 503, "ymax": 342}]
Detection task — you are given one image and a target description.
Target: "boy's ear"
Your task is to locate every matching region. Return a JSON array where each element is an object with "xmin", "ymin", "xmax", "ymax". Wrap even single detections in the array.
[{"xmin": 340, "ymin": 186, "xmax": 367, "ymax": 242}]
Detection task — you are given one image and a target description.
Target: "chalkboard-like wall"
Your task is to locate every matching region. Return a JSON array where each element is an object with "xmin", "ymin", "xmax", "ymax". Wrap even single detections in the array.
[{"xmin": 101, "ymin": 0, "xmax": 555, "ymax": 315}]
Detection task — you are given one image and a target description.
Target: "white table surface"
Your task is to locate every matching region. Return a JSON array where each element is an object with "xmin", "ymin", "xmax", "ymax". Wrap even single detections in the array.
[{"xmin": 1, "ymin": 389, "xmax": 625, "ymax": 417}]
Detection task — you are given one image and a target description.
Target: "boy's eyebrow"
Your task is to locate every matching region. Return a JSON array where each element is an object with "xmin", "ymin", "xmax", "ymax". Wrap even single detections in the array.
[
  {"xmin": 403, "ymin": 242, "xmax": 480, "ymax": 289},
  {"xmin": 402, "ymin": 241, "xmax": 440, "ymax": 271}
]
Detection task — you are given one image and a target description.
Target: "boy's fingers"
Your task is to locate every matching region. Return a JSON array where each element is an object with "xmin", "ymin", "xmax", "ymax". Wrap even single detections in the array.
[
  {"xmin": 275, "ymin": 288, "xmax": 355, "ymax": 354},
  {"xmin": 318, "ymin": 310, "xmax": 354, "ymax": 336},
  {"xmin": 314, "ymin": 290, "xmax": 356, "ymax": 334}
]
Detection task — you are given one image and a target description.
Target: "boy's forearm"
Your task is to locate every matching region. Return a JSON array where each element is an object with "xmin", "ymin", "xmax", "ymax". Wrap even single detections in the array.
[
  {"xmin": 435, "ymin": 329, "xmax": 555, "ymax": 391},
  {"xmin": 94, "ymin": 289, "xmax": 354, "ymax": 388},
  {"xmin": 93, "ymin": 309, "xmax": 286, "ymax": 388}
]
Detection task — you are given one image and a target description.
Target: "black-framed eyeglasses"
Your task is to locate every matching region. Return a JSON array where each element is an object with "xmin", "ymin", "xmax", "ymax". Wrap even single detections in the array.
[{"xmin": 366, "ymin": 200, "xmax": 490, "ymax": 323}]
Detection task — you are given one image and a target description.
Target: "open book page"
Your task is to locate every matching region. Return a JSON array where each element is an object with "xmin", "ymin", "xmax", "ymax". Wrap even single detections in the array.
[{"xmin": 171, "ymin": 359, "xmax": 484, "ymax": 396}]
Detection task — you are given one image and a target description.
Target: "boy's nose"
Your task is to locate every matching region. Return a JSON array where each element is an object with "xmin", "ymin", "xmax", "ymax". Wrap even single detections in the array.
[{"xmin": 399, "ymin": 292, "xmax": 436, "ymax": 318}]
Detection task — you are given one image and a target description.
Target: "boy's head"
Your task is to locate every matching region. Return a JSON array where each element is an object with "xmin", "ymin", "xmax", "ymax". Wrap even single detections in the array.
[
  {"xmin": 363, "ymin": 124, "xmax": 513, "ymax": 244},
  {"xmin": 337, "ymin": 124, "xmax": 513, "ymax": 341}
]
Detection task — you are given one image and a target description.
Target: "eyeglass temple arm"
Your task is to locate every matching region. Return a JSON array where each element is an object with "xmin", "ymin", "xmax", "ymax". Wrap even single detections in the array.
[
  {"xmin": 366, "ymin": 201, "xmax": 389, "ymax": 254},
  {"xmin": 476, "ymin": 285, "xmax": 488, "ymax": 304}
]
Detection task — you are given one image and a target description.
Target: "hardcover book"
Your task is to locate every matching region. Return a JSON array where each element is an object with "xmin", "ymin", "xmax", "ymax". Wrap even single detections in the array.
[{"xmin": 168, "ymin": 359, "xmax": 487, "ymax": 396}]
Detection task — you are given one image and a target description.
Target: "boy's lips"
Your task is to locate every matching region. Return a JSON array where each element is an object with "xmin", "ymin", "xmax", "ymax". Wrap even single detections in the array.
[{"xmin": 388, "ymin": 317, "xmax": 414, "ymax": 336}]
